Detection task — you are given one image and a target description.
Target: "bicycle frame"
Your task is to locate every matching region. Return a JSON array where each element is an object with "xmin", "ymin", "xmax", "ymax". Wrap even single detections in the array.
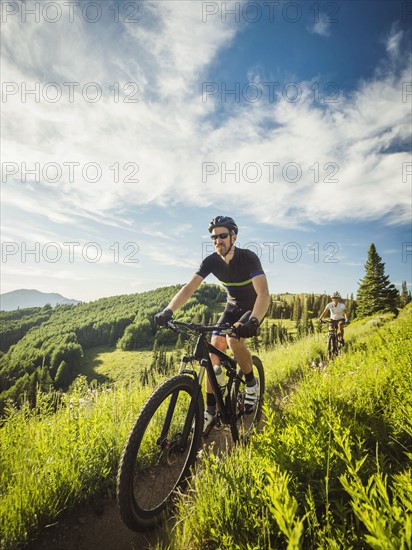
[
  {"xmin": 160, "ymin": 321, "xmax": 242, "ymax": 451},
  {"xmin": 319, "ymin": 319, "xmax": 343, "ymax": 359},
  {"xmin": 192, "ymin": 333, "xmax": 239, "ymax": 425}
]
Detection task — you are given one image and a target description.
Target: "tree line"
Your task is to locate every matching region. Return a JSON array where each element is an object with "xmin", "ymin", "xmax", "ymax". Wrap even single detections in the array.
[
  {"xmin": 0, "ymin": 242, "xmax": 409, "ymax": 411},
  {"xmin": 0, "ymin": 285, "xmax": 183, "ymax": 410}
]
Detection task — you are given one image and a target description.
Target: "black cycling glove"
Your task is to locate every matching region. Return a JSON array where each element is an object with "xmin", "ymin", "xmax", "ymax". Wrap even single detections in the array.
[
  {"xmin": 236, "ymin": 317, "xmax": 260, "ymax": 338},
  {"xmin": 154, "ymin": 308, "xmax": 173, "ymax": 326}
]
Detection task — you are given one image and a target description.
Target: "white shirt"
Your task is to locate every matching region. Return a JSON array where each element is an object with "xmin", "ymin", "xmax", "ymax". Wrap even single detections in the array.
[{"xmin": 326, "ymin": 302, "xmax": 346, "ymax": 320}]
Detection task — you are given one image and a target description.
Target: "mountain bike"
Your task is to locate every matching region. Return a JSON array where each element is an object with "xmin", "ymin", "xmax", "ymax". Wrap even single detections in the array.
[
  {"xmin": 116, "ymin": 318, "xmax": 265, "ymax": 532},
  {"xmin": 319, "ymin": 319, "xmax": 345, "ymax": 359}
]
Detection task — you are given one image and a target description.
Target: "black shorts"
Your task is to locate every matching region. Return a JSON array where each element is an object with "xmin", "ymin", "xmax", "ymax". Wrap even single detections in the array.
[
  {"xmin": 329, "ymin": 319, "xmax": 344, "ymax": 327},
  {"xmin": 212, "ymin": 304, "xmax": 252, "ymax": 337}
]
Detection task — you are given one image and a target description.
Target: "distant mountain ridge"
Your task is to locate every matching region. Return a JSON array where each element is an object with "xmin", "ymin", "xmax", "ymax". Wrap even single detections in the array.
[{"xmin": 0, "ymin": 289, "xmax": 81, "ymax": 311}]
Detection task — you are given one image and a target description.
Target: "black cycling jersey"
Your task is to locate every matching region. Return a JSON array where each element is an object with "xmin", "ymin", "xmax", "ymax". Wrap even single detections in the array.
[{"xmin": 196, "ymin": 247, "xmax": 264, "ymax": 311}]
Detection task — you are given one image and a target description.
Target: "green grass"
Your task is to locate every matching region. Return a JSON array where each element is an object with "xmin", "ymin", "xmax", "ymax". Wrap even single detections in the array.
[
  {"xmin": 79, "ymin": 346, "xmax": 154, "ymax": 385},
  {"xmin": 1, "ymin": 307, "xmax": 410, "ymax": 549},
  {"xmin": 0, "ymin": 378, "xmax": 155, "ymax": 550},
  {"xmin": 165, "ymin": 306, "xmax": 412, "ymax": 549}
]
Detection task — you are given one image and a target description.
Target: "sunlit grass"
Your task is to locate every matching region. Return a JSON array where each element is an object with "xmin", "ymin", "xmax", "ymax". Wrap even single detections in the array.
[
  {"xmin": 0, "ymin": 380, "xmax": 153, "ymax": 549},
  {"xmin": 1, "ymin": 307, "xmax": 411, "ymax": 549},
  {"xmin": 79, "ymin": 346, "xmax": 154, "ymax": 385},
  {"xmin": 166, "ymin": 306, "xmax": 412, "ymax": 549}
]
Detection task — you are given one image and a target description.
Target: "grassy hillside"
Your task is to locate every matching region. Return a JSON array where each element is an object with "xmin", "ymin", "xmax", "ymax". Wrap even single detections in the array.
[
  {"xmin": 167, "ymin": 306, "xmax": 412, "ymax": 549},
  {"xmin": 0, "ymin": 284, "xmax": 226, "ymax": 412},
  {"xmin": 0, "ymin": 305, "xmax": 410, "ymax": 549},
  {"xmin": 2, "ymin": 284, "xmax": 324, "ymax": 412},
  {"xmin": 79, "ymin": 346, "xmax": 154, "ymax": 385}
]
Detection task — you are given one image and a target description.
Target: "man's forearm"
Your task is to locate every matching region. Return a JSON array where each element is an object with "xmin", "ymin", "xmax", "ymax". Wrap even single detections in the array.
[
  {"xmin": 167, "ymin": 275, "xmax": 203, "ymax": 312},
  {"xmin": 167, "ymin": 286, "xmax": 192, "ymax": 312},
  {"xmin": 251, "ymin": 293, "xmax": 270, "ymax": 324}
]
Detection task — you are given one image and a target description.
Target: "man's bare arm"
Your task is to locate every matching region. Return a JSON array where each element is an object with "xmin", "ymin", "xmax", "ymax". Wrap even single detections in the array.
[
  {"xmin": 250, "ymin": 274, "xmax": 270, "ymax": 323},
  {"xmin": 167, "ymin": 274, "xmax": 204, "ymax": 312}
]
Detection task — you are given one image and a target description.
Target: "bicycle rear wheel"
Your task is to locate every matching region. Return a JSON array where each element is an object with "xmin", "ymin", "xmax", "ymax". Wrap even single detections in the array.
[
  {"xmin": 117, "ymin": 374, "xmax": 204, "ymax": 532},
  {"xmin": 230, "ymin": 355, "xmax": 265, "ymax": 442}
]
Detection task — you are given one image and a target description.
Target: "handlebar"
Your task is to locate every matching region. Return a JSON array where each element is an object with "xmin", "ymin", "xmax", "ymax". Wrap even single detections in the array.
[
  {"xmin": 167, "ymin": 319, "xmax": 237, "ymax": 337},
  {"xmin": 318, "ymin": 319, "xmax": 349, "ymax": 324}
]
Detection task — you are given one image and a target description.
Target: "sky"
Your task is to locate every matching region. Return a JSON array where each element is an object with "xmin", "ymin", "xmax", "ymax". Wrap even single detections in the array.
[{"xmin": 1, "ymin": 0, "xmax": 411, "ymax": 303}]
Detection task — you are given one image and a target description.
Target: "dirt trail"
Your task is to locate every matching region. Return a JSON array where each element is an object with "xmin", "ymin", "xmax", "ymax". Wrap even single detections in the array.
[
  {"xmin": 28, "ymin": 497, "xmax": 167, "ymax": 550},
  {"xmin": 27, "ymin": 427, "xmax": 236, "ymax": 550}
]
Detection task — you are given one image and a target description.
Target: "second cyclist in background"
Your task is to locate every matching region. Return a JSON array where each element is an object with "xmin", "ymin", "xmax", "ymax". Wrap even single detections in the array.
[{"xmin": 318, "ymin": 291, "xmax": 349, "ymax": 345}]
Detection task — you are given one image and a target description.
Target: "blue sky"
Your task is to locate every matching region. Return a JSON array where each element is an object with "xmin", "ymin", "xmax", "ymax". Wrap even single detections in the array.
[{"xmin": 1, "ymin": 0, "xmax": 411, "ymax": 303}]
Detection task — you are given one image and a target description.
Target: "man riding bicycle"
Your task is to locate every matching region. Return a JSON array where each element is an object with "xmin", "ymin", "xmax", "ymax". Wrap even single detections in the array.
[
  {"xmin": 318, "ymin": 291, "xmax": 349, "ymax": 344},
  {"xmin": 154, "ymin": 215, "xmax": 270, "ymax": 432}
]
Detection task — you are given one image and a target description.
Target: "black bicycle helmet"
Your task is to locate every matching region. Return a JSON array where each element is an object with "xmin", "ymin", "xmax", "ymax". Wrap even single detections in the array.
[{"xmin": 208, "ymin": 216, "xmax": 238, "ymax": 235}]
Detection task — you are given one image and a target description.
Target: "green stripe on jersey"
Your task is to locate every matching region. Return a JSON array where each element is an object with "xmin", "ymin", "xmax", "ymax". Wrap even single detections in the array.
[{"xmin": 220, "ymin": 279, "xmax": 252, "ymax": 287}]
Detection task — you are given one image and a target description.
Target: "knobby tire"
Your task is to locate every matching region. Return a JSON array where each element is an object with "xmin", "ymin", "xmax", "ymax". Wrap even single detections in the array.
[{"xmin": 116, "ymin": 374, "xmax": 204, "ymax": 532}]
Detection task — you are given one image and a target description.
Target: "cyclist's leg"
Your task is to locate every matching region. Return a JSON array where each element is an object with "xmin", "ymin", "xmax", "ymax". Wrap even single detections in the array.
[
  {"xmin": 207, "ymin": 306, "xmax": 234, "ymax": 394},
  {"xmin": 226, "ymin": 309, "xmax": 254, "ymax": 374},
  {"xmin": 227, "ymin": 335, "xmax": 253, "ymax": 374},
  {"xmin": 208, "ymin": 304, "xmax": 243, "ymax": 377},
  {"xmin": 338, "ymin": 320, "xmax": 344, "ymax": 344},
  {"xmin": 228, "ymin": 337, "xmax": 259, "ymax": 411},
  {"xmin": 208, "ymin": 334, "xmax": 227, "ymax": 393},
  {"xmin": 228, "ymin": 310, "xmax": 260, "ymax": 412},
  {"xmin": 205, "ymin": 336, "xmax": 225, "ymax": 431},
  {"xmin": 204, "ymin": 307, "xmax": 232, "ymax": 430}
]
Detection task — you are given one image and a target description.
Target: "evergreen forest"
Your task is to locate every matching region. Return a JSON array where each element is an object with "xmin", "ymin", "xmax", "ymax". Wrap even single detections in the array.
[{"xmin": 0, "ymin": 284, "xmax": 358, "ymax": 413}]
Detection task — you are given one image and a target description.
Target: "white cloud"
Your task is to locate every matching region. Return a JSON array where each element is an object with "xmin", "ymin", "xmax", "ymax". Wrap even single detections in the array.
[
  {"xmin": 309, "ymin": 20, "xmax": 331, "ymax": 37},
  {"xmin": 2, "ymin": 2, "xmax": 411, "ymax": 246},
  {"xmin": 385, "ymin": 23, "xmax": 403, "ymax": 58}
]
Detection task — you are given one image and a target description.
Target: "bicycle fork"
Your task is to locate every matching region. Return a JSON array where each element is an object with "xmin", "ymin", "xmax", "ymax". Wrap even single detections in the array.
[{"xmin": 157, "ymin": 367, "xmax": 205, "ymax": 453}]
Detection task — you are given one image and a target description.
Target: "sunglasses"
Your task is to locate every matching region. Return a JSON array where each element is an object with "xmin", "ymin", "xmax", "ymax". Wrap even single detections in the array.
[{"xmin": 211, "ymin": 232, "xmax": 231, "ymax": 241}]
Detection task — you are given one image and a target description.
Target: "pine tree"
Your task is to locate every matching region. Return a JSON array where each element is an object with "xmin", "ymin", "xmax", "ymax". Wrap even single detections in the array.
[
  {"xmin": 301, "ymin": 299, "xmax": 308, "ymax": 336},
  {"xmin": 317, "ymin": 294, "xmax": 328, "ymax": 318},
  {"xmin": 108, "ymin": 325, "xmax": 116, "ymax": 346},
  {"xmin": 292, "ymin": 297, "xmax": 301, "ymax": 323},
  {"xmin": 270, "ymin": 324, "xmax": 277, "ymax": 346},
  {"xmin": 140, "ymin": 366, "xmax": 149, "ymax": 386},
  {"xmin": 400, "ymin": 281, "xmax": 411, "ymax": 307},
  {"xmin": 54, "ymin": 360, "xmax": 72, "ymax": 390},
  {"xmin": 346, "ymin": 293, "xmax": 356, "ymax": 319},
  {"xmin": 356, "ymin": 243, "xmax": 400, "ymax": 318}
]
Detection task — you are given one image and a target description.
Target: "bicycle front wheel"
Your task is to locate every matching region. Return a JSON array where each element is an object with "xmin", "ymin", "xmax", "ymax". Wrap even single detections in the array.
[
  {"xmin": 328, "ymin": 334, "xmax": 337, "ymax": 359},
  {"xmin": 117, "ymin": 374, "xmax": 204, "ymax": 532},
  {"xmin": 230, "ymin": 355, "xmax": 265, "ymax": 442}
]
